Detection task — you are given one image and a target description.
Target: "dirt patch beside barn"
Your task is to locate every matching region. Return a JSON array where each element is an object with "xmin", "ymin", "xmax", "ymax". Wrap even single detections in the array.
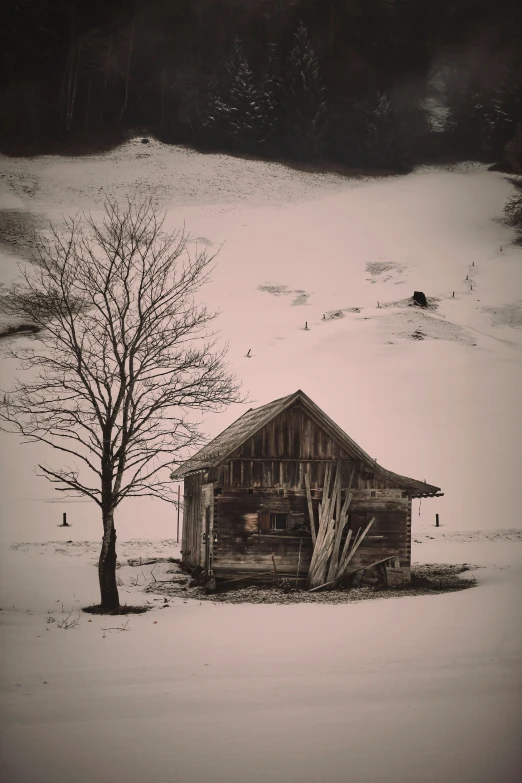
[{"xmin": 143, "ymin": 562, "xmax": 477, "ymax": 605}]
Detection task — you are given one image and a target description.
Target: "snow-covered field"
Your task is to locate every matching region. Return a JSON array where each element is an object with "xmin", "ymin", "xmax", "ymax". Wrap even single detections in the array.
[
  {"xmin": 1, "ymin": 140, "xmax": 521, "ymax": 782},
  {"xmin": 1, "ymin": 529, "xmax": 521, "ymax": 783}
]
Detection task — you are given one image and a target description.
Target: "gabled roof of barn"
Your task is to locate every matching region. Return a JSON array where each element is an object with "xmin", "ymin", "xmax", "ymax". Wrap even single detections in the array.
[{"xmin": 170, "ymin": 390, "xmax": 442, "ymax": 497}]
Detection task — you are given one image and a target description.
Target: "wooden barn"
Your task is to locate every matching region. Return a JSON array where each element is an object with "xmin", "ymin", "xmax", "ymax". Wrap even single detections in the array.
[{"xmin": 171, "ymin": 390, "xmax": 442, "ymax": 588}]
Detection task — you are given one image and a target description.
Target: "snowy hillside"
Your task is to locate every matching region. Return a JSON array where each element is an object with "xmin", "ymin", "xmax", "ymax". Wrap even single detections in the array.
[
  {"xmin": 1, "ymin": 141, "xmax": 521, "ymax": 783},
  {"xmin": 1, "ymin": 140, "xmax": 521, "ymax": 541}
]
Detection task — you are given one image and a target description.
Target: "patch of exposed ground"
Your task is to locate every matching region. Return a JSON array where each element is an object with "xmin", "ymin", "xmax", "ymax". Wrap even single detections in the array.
[
  {"xmin": 482, "ymin": 302, "xmax": 522, "ymax": 329},
  {"xmin": 366, "ymin": 261, "xmax": 406, "ymax": 276},
  {"xmin": 10, "ymin": 539, "xmax": 179, "ymax": 559},
  {"xmin": 379, "ymin": 295, "xmax": 440, "ymax": 311},
  {"xmin": 386, "ymin": 309, "xmax": 474, "ymax": 344},
  {"xmin": 366, "ymin": 260, "xmax": 407, "ymax": 283},
  {"xmin": 322, "ymin": 306, "xmax": 361, "ymax": 321},
  {"xmin": 190, "ymin": 236, "xmax": 214, "ymax": 247},
  {"xmin": 82, "ymin": 604, "xmax": 150, "ymax": 615},
  {"xmin": 0, "ymin": 170, "xmax": 40, "ymax": 200},
  {"xmin": 371, "ymin": 295, "xmax": 476, "ymax": 345},
  {"xmin": 143, "ymin": 563, "xmax": 477, "ymax": 605},
  {"xmin": 0, "ymin": 140, "xmax": 353, "ymax": 211},
  {"xmin": 437, "ymin": 528, "xmax": 522, "ymax": 542},
  {"xmin": 0, "ymin": 283, "xmax": 42, "ymax": 339},
  {"xmin": 0, "ymin": 209, "xmax": 43, "ymax": 260},
  {"xmin": 257, "ymin": 283, "xmax": 310, "ymax": 306},
  {"xmin": 0, "ymin": 323, "xmax": 40, "ymax": 340},
  {"xmin": 0, "ymin": 209, "xmax": 47, "ymax": 337}
]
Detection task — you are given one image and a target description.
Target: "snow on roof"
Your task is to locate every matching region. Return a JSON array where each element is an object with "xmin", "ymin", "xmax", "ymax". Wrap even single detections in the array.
[{"xmin": 170, "ymin": 390, "xmax": 442, "ymax": 497}]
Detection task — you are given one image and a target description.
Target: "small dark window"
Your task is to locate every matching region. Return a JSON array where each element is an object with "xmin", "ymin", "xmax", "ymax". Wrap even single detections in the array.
[
  {"xmin": 370, "ymin": 490, "xmax": 376, "ymax": 498},
  {"xmin": 248, "ymin": 488, "xmax": 254, "ymax": 495},
  {"xmin": 402, "ymin": 491, "xmax": 408, "ymax": 498},
  {"xmin": 270, "ymin": 513, "xmax": 287, "ymax": 530}
]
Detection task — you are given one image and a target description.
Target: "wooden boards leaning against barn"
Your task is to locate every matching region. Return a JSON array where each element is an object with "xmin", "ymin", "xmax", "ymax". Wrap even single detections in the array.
[{"xmin": 306, "ymin": 460, "xmax": 375, "ymax": 590}]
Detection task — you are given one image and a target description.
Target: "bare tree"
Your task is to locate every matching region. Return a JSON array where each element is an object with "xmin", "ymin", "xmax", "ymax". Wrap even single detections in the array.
[{"xmin": 0, "ymin": 199, "xmax": 242, "ymax": 611}]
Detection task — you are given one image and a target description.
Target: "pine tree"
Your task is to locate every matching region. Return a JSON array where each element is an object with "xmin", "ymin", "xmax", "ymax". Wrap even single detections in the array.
[
  {"xmin": 200, "ymin": 85, "xmax": 228, "ymax": 148},
  {"xmin": 505, "ymin": 125, "xmax": 522, "ymax": 173},
  {"xmin": 364, "ymin": 93, "xmax": 409, "ymax": 171},
  {"xmin": 260, "ymin": 42, "xmax": 282, "ymax": 153},
  {"xmin": 279, "ymin": 23, "xmax": 327, "ymax": 160},
  {"xmin": 227, "ymin": 49, "xmax": 266, "ymax": 151},
  {"xmin": 444, "ymin": 74, "xmax": 502, "ymax": 159},
  {"xmin": 202, "ymin": 38, "xmax": 267, "ymax": 153},
  {"xmin": 486, "ymin": 59, "xmax": 522, "ymax": 158}
]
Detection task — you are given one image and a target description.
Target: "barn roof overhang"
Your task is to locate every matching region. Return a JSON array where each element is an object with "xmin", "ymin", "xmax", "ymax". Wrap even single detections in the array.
[{"xmin": 170, "ymin": 390, "xmax": 442, "ymax": 496}]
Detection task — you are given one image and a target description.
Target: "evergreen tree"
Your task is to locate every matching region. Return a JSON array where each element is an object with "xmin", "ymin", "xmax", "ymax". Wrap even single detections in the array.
[
  {"xmin": 503, "ymin": 178, "xmax": 522, "ymax": 234},
  {"xmin": 279, "ymin": 23, "xmax": 327, "ymax": 159},
  {"xmin": 444, "ymin": 66, "xmax": 522, "ymax": 162},
  {"xmin": 486, "ymin": 60, "xmax": 522, "ymax": 159},
  {"xmin": 364, "ymin": 93, "xmax": 409, "ymax": 171},
  {"xmin": 260, "ymin": 42, "xmax": 283, "ymax": 153},
  {"xmin": 327, "ymin": 95, "xmax": 367, "ymax": 168},
  {"xmin": 505, "ymin": 125, "xmax": 522, "ymax": 173},
  {"xmin": 202, "ymin": 38, "xmax": 267, "ymax": 153},
  {"xmin": 444, "ymin": 74, "xmax": 499, "ymax": 159}
]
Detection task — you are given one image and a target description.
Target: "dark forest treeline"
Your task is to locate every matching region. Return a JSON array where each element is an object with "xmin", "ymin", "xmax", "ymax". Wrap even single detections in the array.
[{"xmin": 1, "ymin": 0, "xmax": 522, "ymax": 171}]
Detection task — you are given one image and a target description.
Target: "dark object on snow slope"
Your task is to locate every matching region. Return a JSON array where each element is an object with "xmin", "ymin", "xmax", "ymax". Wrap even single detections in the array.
[
  {"xmin": 413, "ymin": 291, "xmax": 427, "ymax": 307},
  {"xmin": 0, "ymin": 324, "xmax": 40, "ymax": 339}
]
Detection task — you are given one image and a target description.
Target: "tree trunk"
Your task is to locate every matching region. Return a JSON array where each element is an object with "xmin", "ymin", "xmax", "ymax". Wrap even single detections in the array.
[
  {"xmin": 98, "ymin": 511, "xmax": 120, "ymax": 609},
  {"xmin": 119, "ymin": 11, "xmax": 136, "ymax": 122}
]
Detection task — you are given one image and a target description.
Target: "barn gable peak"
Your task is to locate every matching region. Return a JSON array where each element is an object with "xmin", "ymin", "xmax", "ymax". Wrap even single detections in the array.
[{"xmin": 170, "ymin": 390, "xmax": 441, "ymax": 498}]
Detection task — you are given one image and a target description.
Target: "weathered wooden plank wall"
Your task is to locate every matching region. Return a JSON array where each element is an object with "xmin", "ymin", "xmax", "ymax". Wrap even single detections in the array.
[
  {"xmin": 200, "ymin": 482, "xmax": 215, "ymax": 570},
  {"xmin": 212, "ymin": 487, "xmax": 411, "ymax": 579},
  {"xmin": 209, "ymin": 405, "xmax": 404, "ymax": 491},
  {"xmin": 213, "ymin": 487, "xmax": 311, "ymax": 577},
  {"xmin": 348, "ymin": 490, "xmax": 412, "ymax": 573},
  {"xmin": 211, "ymin": 458, "xmax": 404, "ymax": 490},
  {"xmin": 181, "ymin": 472, "xmax": 203, "ymax": 568},
  {"xmin": 184, "ymin": 404, "xmax": 414, "ymax": 580}
]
